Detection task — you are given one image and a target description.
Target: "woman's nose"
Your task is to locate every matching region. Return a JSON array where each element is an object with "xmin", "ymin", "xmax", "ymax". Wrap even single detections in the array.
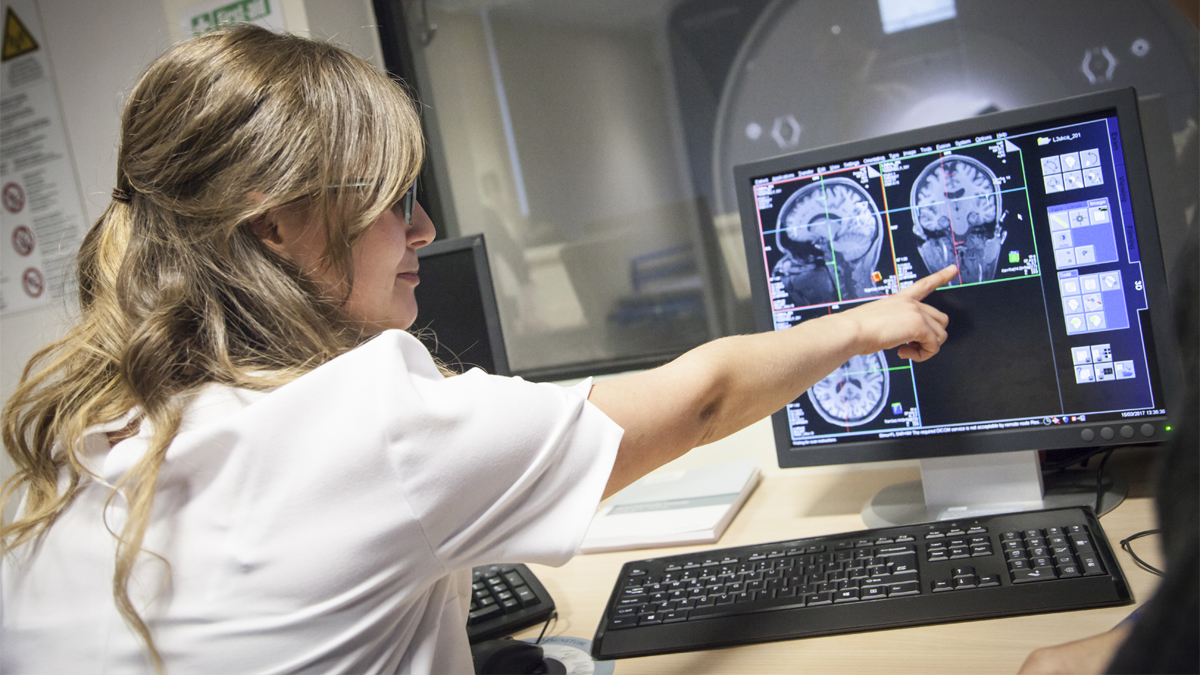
[{"xmin": 409, "ymin": 202, "xmax": 436, "ymax": 249}]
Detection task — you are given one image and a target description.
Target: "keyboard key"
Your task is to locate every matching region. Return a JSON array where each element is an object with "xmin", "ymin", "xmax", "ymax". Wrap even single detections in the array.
[
  {"xmin": 1011, "ymin": 568, "xmax": 1054, "ymax": 584},
  {"xmin": 513, "ymin": 586, "xmax": 539, "ymax": 607},
  {"xmin": 663, "ymin": 610, "xmax": 690, "ymax": 623},
  {"xmin": 1058, "ymin": 564, "xmax": 1082, "ymax": 578},
  {"xmin": 832, "ymin": 589, "xmax": 859, "ymax": 602},
  {"xmin": 862, "ymin": 586, "xmax": 887, "ymax": 600},
  {"xmin": 808, "ymin": 592, "xmax": 833, "ymax": 606},
  {"xmin": 469, "ymin": 605, "xmax": 503, "ymax": 625},
  {"xmin": 638, "ymin": 613, "xmax": 664, "ymax": 626},
  {"xmin": 1079, "ymin": 554, "xmax": 1105, "ymax": 575},
  {"xmin": 607, "ymin": 615, "xmax": 638, "ymax": 630},
  {"xmin": 887, "ymin": 582, "xmax": 920, "ymax": 597}
]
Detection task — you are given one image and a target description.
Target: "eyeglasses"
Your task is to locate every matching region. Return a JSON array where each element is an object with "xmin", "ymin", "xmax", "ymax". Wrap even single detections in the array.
[
  {"xmin": 330, "ymin": 176, "xmax": 419, "ymax": 223},
  {"xmin": 399, "ymin": 176, "xmax": 418, "ymax": 224}
]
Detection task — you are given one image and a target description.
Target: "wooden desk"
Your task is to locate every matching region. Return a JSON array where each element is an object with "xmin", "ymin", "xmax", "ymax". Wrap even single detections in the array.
[{"xmin": 513, "ymin": 456, "xmax": 1163, "ymax": 674}]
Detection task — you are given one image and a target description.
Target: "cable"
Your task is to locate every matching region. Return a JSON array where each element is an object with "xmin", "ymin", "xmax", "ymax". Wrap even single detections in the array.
[
  {"xmin": 1120, "ymin": 529, "xmax": 1165, "ymax": 577},
  {"xmin": 534, "ymin": 610, "xmax": 558, "ymax": 645},
  {"xmin": 1094, "ymin": 446, "xmax": 1116, "ymax": 514}
]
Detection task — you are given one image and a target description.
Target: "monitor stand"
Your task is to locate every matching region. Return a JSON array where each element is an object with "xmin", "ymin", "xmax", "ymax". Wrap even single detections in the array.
[{"xmin": 861, "ymin": 450, "xmax": 1127, "ymax": 528}]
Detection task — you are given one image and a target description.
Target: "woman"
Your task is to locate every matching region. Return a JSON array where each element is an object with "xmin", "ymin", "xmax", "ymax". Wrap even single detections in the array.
[{"xmin": 1, "ymin": 25, "xmax": 955, "ymax": 674}]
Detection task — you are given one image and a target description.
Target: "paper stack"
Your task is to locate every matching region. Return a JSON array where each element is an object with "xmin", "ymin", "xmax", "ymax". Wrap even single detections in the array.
[{"xmin": 580, "ymin": 458, "xmax": 761, "ymax": 554}]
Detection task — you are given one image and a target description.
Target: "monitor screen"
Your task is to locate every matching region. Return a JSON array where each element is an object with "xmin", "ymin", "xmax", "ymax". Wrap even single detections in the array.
[
  {"xmin": 734, "ymin": 88, "xmax": 1181, "ymax": 470},
  {"xmin": 412, "ymin": 234, "xmax": 511, "ymax": 376}
]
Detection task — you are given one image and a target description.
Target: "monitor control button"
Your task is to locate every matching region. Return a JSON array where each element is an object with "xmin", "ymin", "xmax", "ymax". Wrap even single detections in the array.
[
  {"xmin": 1141, "ymin": 424, "xmax": 1155, "ymax": 437},
  {"xmin": 1100, "ymin": 427, "xmax": 1115, "ymax": 440},
  {"xmin": 1120, "ymin": 425, "xmax": 1135, "ymax": 439},
  {"xmin": 1081, "ymin": 429, "xmax": 1096, "ymax": 442}
]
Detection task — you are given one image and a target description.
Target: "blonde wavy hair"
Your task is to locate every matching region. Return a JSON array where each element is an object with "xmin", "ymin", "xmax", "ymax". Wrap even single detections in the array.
[{"xmin": 1, "ymin": 24, "xmax": 424, "ymax": 670}]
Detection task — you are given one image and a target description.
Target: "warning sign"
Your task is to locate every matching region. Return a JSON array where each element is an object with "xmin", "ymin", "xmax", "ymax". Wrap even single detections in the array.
[
  {"xmin": 11, "ymin": 224, "xmax": 33, "ymax": 255},
  {"xmin": 2, "ymin": 7, "xmax": 37, "ymax": 62},
  {"xmin": 3, "ymin": 181, "xmax": 24, "ymax": 213},
  {"xmin": 21, "ymin": 267, "xmax": 43, "ymax": 298}
]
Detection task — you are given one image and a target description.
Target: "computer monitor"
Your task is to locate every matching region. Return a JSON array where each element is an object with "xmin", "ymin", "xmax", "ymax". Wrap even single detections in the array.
[
  {"xmin": 412, "ymin": 234, "xmax": 511, "ymax": 376},
  {"xmin": 733, "ymin": 88, "xmax": 1182, "ymax": 527}
]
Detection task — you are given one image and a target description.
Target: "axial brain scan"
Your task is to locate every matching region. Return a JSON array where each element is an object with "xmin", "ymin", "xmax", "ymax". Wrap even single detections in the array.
[
  {"xmin": 773, "ymin": 178, "xmax": 884, "ymax": 307},
  {"xmin": 910, "ymin": 155, "xmax": 1007, "ymax": 285},
  {"xmin": 808, "ymin": 351, "xmax": 891, "ymax": 426}
]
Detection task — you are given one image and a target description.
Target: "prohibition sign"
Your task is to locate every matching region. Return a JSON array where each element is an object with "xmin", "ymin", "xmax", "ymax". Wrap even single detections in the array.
[
  {"xmin": 22, "ymin": 267, "xmax": 44, "ymax": 298},
  {"xmin": 12, "ymin": 225, "xmax": 34, "ymax": 256},
  {"xmin": 3, "ymin": 182, "xmax": 24, "ymax": 213}
]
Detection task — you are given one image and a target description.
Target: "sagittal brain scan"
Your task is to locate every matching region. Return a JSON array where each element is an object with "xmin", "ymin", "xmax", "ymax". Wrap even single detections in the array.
[
  {"xmin": 910, "ymin": 154, "xmax": 1007, "ymax": 285},
  {"xmin": 772, "ymin": 178, "xmax": 884, "ymax": 306},
  {"xmin": 808, "ymin": 351, "xmax": 890, "ymax": 426}
]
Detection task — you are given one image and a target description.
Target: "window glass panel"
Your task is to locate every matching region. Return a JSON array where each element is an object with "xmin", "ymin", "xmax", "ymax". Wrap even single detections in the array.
[{"xmin": 404, "ymin": 0, "xmax": 1198, "ymax": 376}]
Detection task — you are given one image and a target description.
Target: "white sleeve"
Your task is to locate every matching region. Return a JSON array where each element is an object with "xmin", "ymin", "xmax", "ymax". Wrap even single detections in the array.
[{"xmin": 375, "ymin": 332, "xmax": 623, "ymax": 572}]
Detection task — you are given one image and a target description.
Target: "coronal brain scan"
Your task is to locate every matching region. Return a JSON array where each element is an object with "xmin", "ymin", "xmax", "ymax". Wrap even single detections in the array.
[
  {"xmin": 773, "ymin": 178, "xmax": 883, "ymax": 306},
  {"xmin": 910, "ymin": 155, "xmax": 1007, "ymax": 285},
  {"xmin": 808, "ymin": 351, "xmax": 890, "ymax": 426}
]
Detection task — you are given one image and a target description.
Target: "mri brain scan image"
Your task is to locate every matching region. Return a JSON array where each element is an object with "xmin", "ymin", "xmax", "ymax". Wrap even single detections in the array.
[
  {"xmin": 772, "ymin": 178, "xmax": 884, "ymax": 307},
  {"xmin": 808, "ymin": 351, "xmax": 891, "ymax": 427},
  {"xmin": 910, "ymin": 155, "xmax": 1007, "ymax": 285}
]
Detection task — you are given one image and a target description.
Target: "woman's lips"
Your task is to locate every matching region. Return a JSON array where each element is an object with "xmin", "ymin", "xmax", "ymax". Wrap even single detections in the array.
[{"xmin": 398, "ymin": 272, "xmax": 419, "ymax": 285}]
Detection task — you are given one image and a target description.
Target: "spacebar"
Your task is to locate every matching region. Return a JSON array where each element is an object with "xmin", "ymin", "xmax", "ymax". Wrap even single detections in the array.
[{"xmin": 688, "ymin": 595, "xmax": 809, "ymax": 621}]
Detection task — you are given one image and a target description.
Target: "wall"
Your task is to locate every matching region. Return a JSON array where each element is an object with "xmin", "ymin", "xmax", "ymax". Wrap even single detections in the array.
[{"xmin": 0, "ymin": 0, "xmax": 384, "ymax": 516}]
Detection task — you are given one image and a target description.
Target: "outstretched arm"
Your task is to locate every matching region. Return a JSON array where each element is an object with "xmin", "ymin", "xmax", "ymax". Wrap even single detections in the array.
[{"xmin": 589, "ymin": 265, "xmax": 958, "ymax": 500}]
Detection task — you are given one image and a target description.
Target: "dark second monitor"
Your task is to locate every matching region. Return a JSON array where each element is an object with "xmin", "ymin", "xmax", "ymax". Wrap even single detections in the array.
[
  {"xmin": 734, "ymin": 88, "xmax": 1182, "ymax": 526},
  {"xmin": 412, "ymin": 234, "xmax": 511, "ymax": 377}
]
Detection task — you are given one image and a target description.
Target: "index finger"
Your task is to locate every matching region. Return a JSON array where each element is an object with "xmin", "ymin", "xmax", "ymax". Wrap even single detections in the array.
[{"xmin": 900, "ymin": 265, "xmax": 958, "ymax": 301}]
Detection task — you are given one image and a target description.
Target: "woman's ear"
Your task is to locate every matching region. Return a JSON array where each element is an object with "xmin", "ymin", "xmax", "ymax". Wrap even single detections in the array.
[
  {"xmin": 247, "ymin": 191, "xmax": 289, "ymax": 256},
  {"xmin": 246, "ymin": 195, "xmax": 324, "ymax": 270},
  {"xmin": 250, "ymin": 212, "xmax": 285, "ymax": 248}
]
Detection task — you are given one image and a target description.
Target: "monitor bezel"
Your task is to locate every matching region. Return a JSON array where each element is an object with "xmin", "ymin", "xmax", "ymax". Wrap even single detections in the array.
[
  {"xmin": 733, "ymin": 87, "xmax": 1182, "ymax": 468},
  {"xmin": 415, "ymin": 233, "xmax": 512, "ymax": 377}
]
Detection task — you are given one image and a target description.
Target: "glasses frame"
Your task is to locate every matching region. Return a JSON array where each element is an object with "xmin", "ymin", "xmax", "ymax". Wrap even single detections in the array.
[{"xmin": 332, "ymin": 176, "xmax": 419, "ymax": 223}]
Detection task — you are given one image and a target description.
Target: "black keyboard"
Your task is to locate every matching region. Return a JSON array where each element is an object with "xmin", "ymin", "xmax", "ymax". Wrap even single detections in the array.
[
  {"xmin": 591, "ymin": 506, "xmax": 1131, "ymax": 660},
  {"xmin": 467, "ymin": 563, "xmax": 556, "ymax": 644}
]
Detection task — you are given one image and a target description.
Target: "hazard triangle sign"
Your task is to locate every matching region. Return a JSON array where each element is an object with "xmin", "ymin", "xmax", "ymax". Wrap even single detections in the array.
[{"xmin": 3, "ymin": 7, "xmax": 39, "ymax": 62}]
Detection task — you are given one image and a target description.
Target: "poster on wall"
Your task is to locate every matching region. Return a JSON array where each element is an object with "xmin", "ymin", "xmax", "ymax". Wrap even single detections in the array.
[
  {"xmin": 0, "ymin": 0, "xmax": 88, "ymax": 316},
  {"xmin": 180, "ymin": 0, "xmax": 286, "ymax": 37}
]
